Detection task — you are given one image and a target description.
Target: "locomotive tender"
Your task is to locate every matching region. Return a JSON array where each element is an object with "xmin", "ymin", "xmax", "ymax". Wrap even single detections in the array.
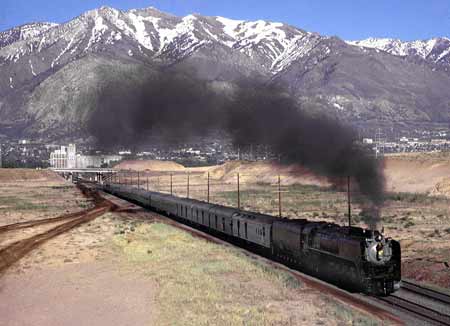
[{"xmin": 101, "ymin": 182, "xmax": 401, "ymax": 296}]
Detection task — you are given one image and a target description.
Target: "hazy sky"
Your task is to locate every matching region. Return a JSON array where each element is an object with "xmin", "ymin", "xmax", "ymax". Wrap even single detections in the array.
[{"xmin": 1, "ymin": 0, "xmax": 449, "ymax": 40}]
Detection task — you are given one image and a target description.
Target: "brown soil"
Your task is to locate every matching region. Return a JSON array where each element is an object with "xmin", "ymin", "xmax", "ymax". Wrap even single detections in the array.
[
  {"xmin": 117, "ymin": 153, "xmax": 450, "ymax": 196},
  {"xmin": 0, "ymin": 169, "xmax": 61, "ymax": 182},
  {"xmin": 384, "ymin": 152, "xmax": 450, "ymax": 195},
  {"xmin": 206, "ymin": 160, "xmax": 329, "ymax": 186},
  {"xmin": 0, "ymin": 262, "xmax": 157, "ymax": 326},
  {"xmin": 115, "ymin": 159, "xmax": 185, "ymax": 171}
]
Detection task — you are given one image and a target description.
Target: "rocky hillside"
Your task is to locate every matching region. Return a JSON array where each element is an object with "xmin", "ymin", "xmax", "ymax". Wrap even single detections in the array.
[{"xmin": 1, "ymin": 6, "xmax": 450, "ymax": 140}]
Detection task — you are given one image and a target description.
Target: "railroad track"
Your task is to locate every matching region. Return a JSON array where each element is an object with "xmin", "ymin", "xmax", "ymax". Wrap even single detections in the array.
[
  {"xmin": 401, "ymin": 280, "xmax": 450, "ymax": 306},
  {"xmin": 0, "ymin": 204, "xmax": 111, "ymax": 274},
  {"xmin": 0, "ymin": 183, "xmax": 114, "ymax": 275},
  {"xmin": 373, "ymin": 281, "xmax": 450, "ymax": 325},
  {"xmin": 0, "ymin": 209, "xmax": 96, "ymax": 234}
]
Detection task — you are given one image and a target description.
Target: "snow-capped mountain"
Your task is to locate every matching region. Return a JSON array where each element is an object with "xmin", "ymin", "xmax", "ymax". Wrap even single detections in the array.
[
  {"xmin": 1, "ymin": 6, "xmax": 450, "ymax": 140},
  {"xmin": 0, "ymin": 6, "xmax": 324, "ymax": 78},
  {"xmin": 347, "ymin": 37, "xmax": 450, "ymax": 66}
]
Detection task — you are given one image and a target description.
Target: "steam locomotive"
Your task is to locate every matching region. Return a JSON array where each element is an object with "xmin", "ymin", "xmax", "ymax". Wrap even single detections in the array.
[{"xmin": 100, "ymin": 182, "xmax": 401, "ymax": 296}]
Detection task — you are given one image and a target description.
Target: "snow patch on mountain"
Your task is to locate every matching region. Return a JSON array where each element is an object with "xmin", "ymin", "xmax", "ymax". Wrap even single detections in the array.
[
  {"xmin": 127, "ymin": 12, "xmax": 154, "ymax": 50},
  {"xmin": 53, "ymin": 37, "xmax": 75, "ymax": 67},
  {"xmin": 148, "ymin": 14, "xmax": 201, "ymax": 55},
  {"xmin": 84, "ymin": 13, "xmax": 108, "ymax": 51},
  {"xmin": 216, "ymin": 16, "xmax": 243, "ymax": 45},
  {"xmin": 29, "ymin": 59, "xmax": 36, "ymax": 76},
  {"xmin": 271, "ymin": 34, "xmax": 323, "ymax": 73}
]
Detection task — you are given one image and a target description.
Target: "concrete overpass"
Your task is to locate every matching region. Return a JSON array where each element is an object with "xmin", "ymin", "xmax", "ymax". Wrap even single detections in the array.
[
  {"xmin": 50, "ymin": 168, "xmax": 117, "ymax": 174},
  {"xmin": 50, "ymin": 168, "xmax": 117, "ymax": 182}
]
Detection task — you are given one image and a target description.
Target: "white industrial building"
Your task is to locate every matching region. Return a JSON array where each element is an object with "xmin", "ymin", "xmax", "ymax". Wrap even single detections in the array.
[
  {"xmin": 50, "ymin": 146, "xmax": 68, "ymax": 168},
  {"xmin": 49, "ymin": 144, "xmax": 121, "ymax": 168}
]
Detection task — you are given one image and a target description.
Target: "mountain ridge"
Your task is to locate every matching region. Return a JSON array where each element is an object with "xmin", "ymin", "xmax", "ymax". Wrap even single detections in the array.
[
  {"xmin": 1, "ymin": 6, "xmax": 450, "ymax": 140},
  {"xmin": 347, "ymin": 37, "xmax": 450, "ymax": 67}
]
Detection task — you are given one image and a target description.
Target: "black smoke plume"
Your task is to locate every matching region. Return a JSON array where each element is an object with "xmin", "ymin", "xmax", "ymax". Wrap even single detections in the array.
[
  {"xmin": 87, "ymin": 68, "xmax": 384, "ymax": 227},
  {"xmin": 87, "ymin": 71, "xmax": 222, "ymax": 147}
]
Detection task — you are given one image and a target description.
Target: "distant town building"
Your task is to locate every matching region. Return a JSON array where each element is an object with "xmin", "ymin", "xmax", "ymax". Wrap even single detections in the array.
[
  {"xmin": 49, "ymin": 144, "xmax": 122, "ymax": 168},
  {"xmin": 67, "ymin": 143, "xmax": 77, "ymax": 168},
  {"xmin": 50, "ymin": 146, "xmax": 68, "ymax": 168},
  {"xmin": 362, "ymin": 138, "xmax": 374, "ymax": 144}
]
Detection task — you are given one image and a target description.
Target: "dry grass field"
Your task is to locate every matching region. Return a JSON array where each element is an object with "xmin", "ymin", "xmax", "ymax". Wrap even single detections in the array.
[
  {"xmin": 111, "ymin": 221, "xmax": 379, "ymax": 325},
  {"xmin": 0, "ymin": 169, "xmax": 93, "ymax": 227},
  {"xmin": 0, "ymin": 169, "xmax": 380, "ymax": 325}
]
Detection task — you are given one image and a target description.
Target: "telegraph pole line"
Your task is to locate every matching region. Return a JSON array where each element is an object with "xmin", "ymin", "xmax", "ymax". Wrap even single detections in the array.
[
  {"xmin": 187, "ymin": 172, "xmax": 190, "ymax": 199},
  {"xmin": 278, "ymin": 175, "xmax": 282, "ymax": 218},
  {"xmin": 237, "ymin": 173, "xmax": 240, "ymax": 210},
  {"xmin": 207, "ymin": 172, "xmax": 210, "ymax": 203},
  {"xmin": 347, "ymin": 176, "xmax": 352, "ymax": 230}
]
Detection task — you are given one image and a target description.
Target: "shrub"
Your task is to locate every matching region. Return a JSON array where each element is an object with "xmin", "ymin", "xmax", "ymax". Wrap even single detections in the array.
[{"xmin": 404, "ymin": 221, "xmax": 415, "ymax": 228}]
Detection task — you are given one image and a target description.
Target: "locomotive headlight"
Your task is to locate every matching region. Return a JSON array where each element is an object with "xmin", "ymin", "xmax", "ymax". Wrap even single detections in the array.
[
  {"xmin": 365, "ymin": 238, "xmax": 392, "ymax": 265},
  {"xmin": 376, "ymin": 243, "xmax": 384, "ymax": 260}
]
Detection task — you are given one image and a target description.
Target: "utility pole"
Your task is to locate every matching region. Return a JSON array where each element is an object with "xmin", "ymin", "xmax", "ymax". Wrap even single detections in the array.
[
  {"xmin": 237, "ymin": 173, "xmax": 240, "ymax": 210},
  {"xmin": 207, "ymin": 172, "xmax": 210, "ymax": 203},
  {"xmin": 278, "ymin": 175, "xmax": 282, "ymax": 218},
  {"xmin": 187, "ymin": 172, "xmax": 190, "ymax": 199},
  {"xmin": 137, "ymin": 171, "xmax": 140, "ymax": 189},
  {"xmin": 347, "ymin": 176, "xmax": 351, "ymax": 229},
  {"xmin": 146, "ymin": 175, "xmax": 149, "ymax": 191}
]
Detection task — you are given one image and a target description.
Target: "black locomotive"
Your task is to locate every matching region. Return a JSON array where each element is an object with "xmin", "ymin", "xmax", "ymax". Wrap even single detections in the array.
[{"xmin": 101, "ymin": 182, "xmax": 401, "ymax": 296}]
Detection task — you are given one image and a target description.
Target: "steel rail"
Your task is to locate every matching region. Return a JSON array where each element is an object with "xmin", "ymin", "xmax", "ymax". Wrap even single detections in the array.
[
  {"xmin": 377, "ymin": 294, "xmax": 450, "ymax": 325},
  {"xmin": 401, "ymin": 280, "xmax": 450, "ymax": 306}
]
